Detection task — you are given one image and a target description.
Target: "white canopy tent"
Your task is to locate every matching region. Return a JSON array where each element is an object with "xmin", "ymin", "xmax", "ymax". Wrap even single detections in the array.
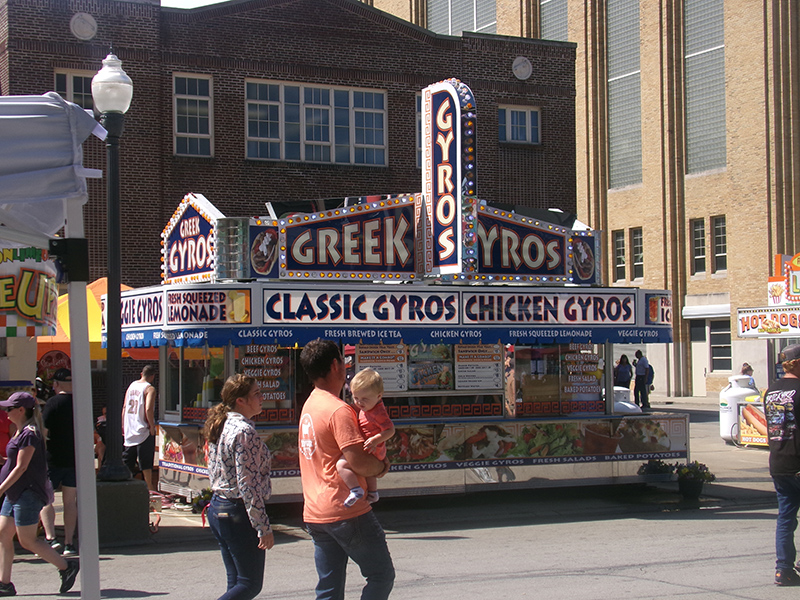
[{"xmin": 0, "ymin": 92, "xmax": 106, "ymax": 600}]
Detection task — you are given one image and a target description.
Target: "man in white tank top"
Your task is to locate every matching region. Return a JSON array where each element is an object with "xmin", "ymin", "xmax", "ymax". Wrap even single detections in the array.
[{"xmin": 122, "ymin": 365, "xmax": 157, "ymax": 490}]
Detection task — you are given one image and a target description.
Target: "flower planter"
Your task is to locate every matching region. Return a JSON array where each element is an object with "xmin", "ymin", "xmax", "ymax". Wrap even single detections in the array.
[{"xmin": 678, "ymin": 479, "xmax": 704, "ymax": 500}]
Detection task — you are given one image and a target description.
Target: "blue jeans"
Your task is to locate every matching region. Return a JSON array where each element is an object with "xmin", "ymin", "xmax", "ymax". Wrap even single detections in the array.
[
  {"xmin": 207, "ymin": 495, "xmax": 265, "ymax": 600},
  {"xmin": 774, "ymin": 474, "xmax": 800, "ymax": 571},
  {"xmin": 306, "ymin": 510, "xmax": 395, "ymax": 600}
]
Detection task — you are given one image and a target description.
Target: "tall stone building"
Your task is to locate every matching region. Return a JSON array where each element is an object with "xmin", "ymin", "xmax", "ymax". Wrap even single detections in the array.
[{"xmin": 370, "ymin": 0, "xmax": 800, "ymax": 397}]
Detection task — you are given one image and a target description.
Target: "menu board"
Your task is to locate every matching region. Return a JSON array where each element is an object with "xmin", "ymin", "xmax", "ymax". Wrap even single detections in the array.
[
  {"xmin": 408, "ymin": 343, "xmax": 454, "ymax": 390},
  {"xmin": 355, "ymin": 344, "xmax": 408, "ymax": 392},
  {"xmin": 239, "ymin": 344, "xmax": 292, "ymax": 408},
  {"xmin": 454, "ymin": 344, "xmax": 503, "ymax": 390},
  {"xmin": 561, "ymin": 343, "xmax": 601, "ymax": 399}
]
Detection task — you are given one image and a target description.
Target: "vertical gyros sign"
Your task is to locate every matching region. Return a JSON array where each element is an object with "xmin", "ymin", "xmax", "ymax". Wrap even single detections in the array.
[{"xmin": 422, "ymin": 79, "xmax": 477, "ymax": 275}]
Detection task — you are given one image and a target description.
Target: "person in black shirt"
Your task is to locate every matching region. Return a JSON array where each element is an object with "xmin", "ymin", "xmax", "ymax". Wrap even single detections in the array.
[
  {"xmin": 765, "ymin": 344, "xmax": 800, "ymax": 586},
  {"xmin": 39, "ymin": 369, "xmax": 78, "ymax": 557}
]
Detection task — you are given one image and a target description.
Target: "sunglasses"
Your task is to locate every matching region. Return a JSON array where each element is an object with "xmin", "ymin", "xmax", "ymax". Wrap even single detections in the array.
[{"xmin": 3, "ymin": 407, "xmax": 19, "ymax": 413}]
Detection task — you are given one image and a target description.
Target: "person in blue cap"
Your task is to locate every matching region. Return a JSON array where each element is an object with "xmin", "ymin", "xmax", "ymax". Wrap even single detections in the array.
[{"xmin": 0, "ymin": 392, "xmax": 79, "ymax": 596}]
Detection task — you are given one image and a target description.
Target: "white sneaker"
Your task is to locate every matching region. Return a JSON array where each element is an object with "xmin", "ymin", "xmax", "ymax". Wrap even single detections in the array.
[{"xmin": 343, "ymin": 487, "xmax": 365, "ymax": 507}]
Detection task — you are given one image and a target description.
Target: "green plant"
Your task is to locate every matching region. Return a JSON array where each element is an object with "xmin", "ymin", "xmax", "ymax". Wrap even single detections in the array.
[
  {"xmin": 637, "ymin": 459, "xmax": 676, "ymax": 476},
  {"xmin": 674, "ymin": 460, "xmax": 716, "ymax": 483}
]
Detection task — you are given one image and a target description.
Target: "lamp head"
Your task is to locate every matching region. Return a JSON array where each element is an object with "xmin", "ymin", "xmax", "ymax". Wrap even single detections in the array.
[{"xmin": 91, "ymin": 53, "xmax": 133, "ymax": 114}]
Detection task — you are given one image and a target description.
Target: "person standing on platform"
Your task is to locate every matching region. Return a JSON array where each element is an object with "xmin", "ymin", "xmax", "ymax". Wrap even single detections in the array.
[
  {"xmin": 122, "ymin": 365, "xmax": 157, "ymax": 490},
  {"xmin": 40, "ymin": 368, "xmax": 78, "ymax": 557},
  {"xmin": 633, "ymin": 350, "xmax": 651, "ymax": 409},
  {"xmin": 765, "ymin": 344, "xmax": 800, "ymax": 586},
  {"xmin": 299, "ymin": 339, "xmax": 394, "ymax": 600}
]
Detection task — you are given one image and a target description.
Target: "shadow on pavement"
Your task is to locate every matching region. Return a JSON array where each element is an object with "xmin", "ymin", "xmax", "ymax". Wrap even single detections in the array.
[
  {"xmin": 106, "ymin": 481, "xmax": 778, "ymax": 554},
  {"xmin": 101, "ymin": 590, "xmax": 169, "ymax": 598},
  {"xmin": 657, "ymin": 405, "xmax": 720, "ymax": 423}
]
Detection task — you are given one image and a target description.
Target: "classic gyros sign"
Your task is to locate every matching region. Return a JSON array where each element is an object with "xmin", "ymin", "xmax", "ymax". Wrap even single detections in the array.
[{"xmin": 263, "ymin": 289, "xmax": 458, "ymax": 325}]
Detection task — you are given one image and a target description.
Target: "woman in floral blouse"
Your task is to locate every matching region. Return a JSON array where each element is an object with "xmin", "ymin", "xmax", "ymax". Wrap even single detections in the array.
[{"xmin": 203, "ymin": 374, "xmax": 273, "ymax": 600}]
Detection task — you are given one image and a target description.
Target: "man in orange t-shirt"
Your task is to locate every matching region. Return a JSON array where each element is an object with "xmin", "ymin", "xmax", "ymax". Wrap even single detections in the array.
[{"xmin": 298, "ymin": 339, "xmax": 394, "ymax": 600}]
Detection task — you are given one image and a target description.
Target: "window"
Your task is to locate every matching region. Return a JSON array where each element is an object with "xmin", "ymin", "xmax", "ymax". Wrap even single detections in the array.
[
  {"xmin": 606, "ymin": 0, "xmax": 642, "ymax": 188},
  {"xmin": 54, "ymin": 71, "xmax": 94, "ymax": 110},
  {"xmin": 689, "ymin": 319, "xmax": 706, "ymax": 343},
  {"xmin": 709, "ymin": 319, "xmax": 732, "ymax": 371},
  {"xmin": 630, "ymin": 227, "xmax": 643, "ymax": 279},
  {"xmin": 246, "ymin": 81, "xmax": 386, "ymax": 166},
  {"xmin": 690, "ymin": 218, "xmax": 706, "ymax": 274},
  {"xmin": 712, "ymin": 215, "xmax": 727, "ymax": 272},
  {"xmin": 684, "ymin": 0, "xmax": 726, "ymax": 173},
  {"xmin": 498, "ymin": 106, "xmax": 540, "ymax": 144},
  {"xmin": 540, "ymin": 0, "xmax": 568, "ymax": 41},
  {"xmin": 612, "ymin": 230, "xmax": 626, "ymax": 281},
  {"xmin": 174, "ymin": 75, "xmax": 212, "ymax": 157},
  {"xmin": 427, "ymin": 0, "xmax": 497, "ymax": 35}
]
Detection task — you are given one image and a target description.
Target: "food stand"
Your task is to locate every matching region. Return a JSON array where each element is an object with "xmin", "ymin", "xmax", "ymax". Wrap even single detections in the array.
[
  {"xmin": 735, "ymin": 252, "xmax": 800, "ymax": 447},
  {"xmin": 113, "ymin": 79, "xmax": 688, "ymax": 501}
]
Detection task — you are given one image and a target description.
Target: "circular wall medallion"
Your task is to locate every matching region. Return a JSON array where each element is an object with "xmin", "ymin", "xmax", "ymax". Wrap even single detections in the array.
[
  {"xmin": 70, "ymin": 12, "xmax": 98, "ymax": 41},
  {"xmin": 512, "ymin": 56, "xmax": 533, "ymax": 81}
]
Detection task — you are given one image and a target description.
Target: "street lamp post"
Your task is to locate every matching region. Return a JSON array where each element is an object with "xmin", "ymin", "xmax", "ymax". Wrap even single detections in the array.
[{"xmin": 92, "ymin": 52, "xmax": 133, "ymax": 481}]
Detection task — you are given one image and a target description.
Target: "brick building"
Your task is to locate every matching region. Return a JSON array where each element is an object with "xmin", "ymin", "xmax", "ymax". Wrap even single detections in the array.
[
  {"xmin": 0, "ymin": 0, "xmax": 577, "ymax": 293},
  {"xmin": 372, "ymin": 0, "xmax": 800, "ymax": 397}
]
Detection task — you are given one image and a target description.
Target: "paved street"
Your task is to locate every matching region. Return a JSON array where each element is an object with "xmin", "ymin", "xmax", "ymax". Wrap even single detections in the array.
[{"xmin": 10, "ymin": 397, "xmax": 788, "ymax": 599}]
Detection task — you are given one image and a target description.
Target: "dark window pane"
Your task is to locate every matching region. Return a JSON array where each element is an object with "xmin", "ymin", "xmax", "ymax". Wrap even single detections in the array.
[{"xmin": 689, "ymin": 320, "xmax": 706, "ymax": 342}]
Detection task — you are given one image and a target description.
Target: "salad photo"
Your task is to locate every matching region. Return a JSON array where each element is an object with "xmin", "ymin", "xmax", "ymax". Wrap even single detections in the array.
[
  {"xmin": 386, "ymin": 426, "xmax": 441, "ymax": 463},
  {"xmin": 515, "ymin": 423, "xmax": 583, "ymax": 458}
]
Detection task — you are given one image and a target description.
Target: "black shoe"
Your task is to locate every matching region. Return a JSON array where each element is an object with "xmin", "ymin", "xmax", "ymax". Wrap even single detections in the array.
[
  {"xmin": 62, "ymin": 543, "xmax": 78, "ymax": 557},
  {"xmin": 47, "ymin": 537, "xmax": 64, "ymax": 553},
  {"xmin": 775, "ymin": 569, "xmax": 800, "ymax": 586},
  {"xmin": 0, "ymin": 581, "xmax": 15, "ymax": 596},
  {"xmin": 59, "ymin": 560, "xmax": 79, "ymax": 594}
]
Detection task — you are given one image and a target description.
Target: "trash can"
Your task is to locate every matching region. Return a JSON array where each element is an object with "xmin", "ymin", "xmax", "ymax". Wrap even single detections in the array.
[{"xmin": 720, "ymin": 375, "xmax": 759, "ymax": 442}]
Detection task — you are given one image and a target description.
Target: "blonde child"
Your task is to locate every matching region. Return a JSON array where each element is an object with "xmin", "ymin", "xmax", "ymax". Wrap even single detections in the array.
[{"xmin": 337, "ymin": 369, "xmax": 395, "ymax": 506}]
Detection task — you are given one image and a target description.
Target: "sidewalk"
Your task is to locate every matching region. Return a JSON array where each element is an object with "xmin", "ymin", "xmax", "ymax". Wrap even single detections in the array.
[{"xmin": 648, "ymin": 392, "xmax": 775, "ymax": 505}]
